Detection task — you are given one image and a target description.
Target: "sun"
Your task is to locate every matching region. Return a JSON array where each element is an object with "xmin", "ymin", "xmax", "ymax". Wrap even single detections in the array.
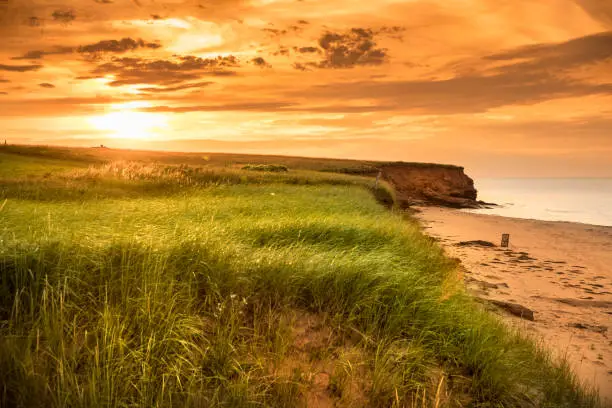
[{"xmin": 89, "ymin": 103, "xmax": 168, "ymax": 140}]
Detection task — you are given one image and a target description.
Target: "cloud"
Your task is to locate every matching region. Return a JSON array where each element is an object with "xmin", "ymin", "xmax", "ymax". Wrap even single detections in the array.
[
  {"xmin": 91, "ymin": 55, "xmax": 240, "ymax": 86},
  {"xmin": 292, "ymin": 62, "xmax": 318, "ymax": 71},
  {"xmin": 12, "ymin": 47, "xmax": 74, "ymax": 60},
  {"xmin": 287, "ymin": 32, "xmax": 612, "ymax": 113},
  {"xmin": 293, "ymin": 71, "xmax": 612, "ymax": 114},
  {"xmin": 78, "ymin": 38, "xmax": 161, "ymax": 54},
  {"xmin": 295, "ymin": 46, "xmax": 319, "ymax": 54},
  {"xmin": 51, "ymin": 9, "xmax": 76, "ymax": 24},
  {"xmin": 0, "ymin": 96, "xmax": 128, "ymax": 116},
  {"xmin": 484, "ymin": 31, "xmax": 612, "ymax": 73},
  {"xmin": 142, "ymin": 102, "xmax": 295, "ymax": 113},
  {"xmin": 292, "ymin": 28, "xmax": 389, "ymax": 70},
  {"xmin": 273, "ymin": 46, "xmax": 291, "ymax": 56},
  {"xmin": 0, "ymin": 79, "xmax": 9, "ymax": 83},
  {"xmin": 262, "ymin": 28, "xmax": 287, "ymax": 36},
  {"xmin": 139, "ymin": 81, "xmax": 214, "ymax": 93},
  {"xmin": 140, "ymin": 101, "xmax": 396, "ymax": 114},
  {"xmin": 574, "ymin": 0, "xmax": 612, "ymax": 27},
  {"xmin": 250, "ymin": 57, "xmax": 271, "ymax": 68},
  {"xmin": 468, "ymin": 116, "xmax": 612, "ymax": 145},
  {"xmin": 0, "ymin": 92, "xmax": 7, "ymax": 95},
  {"xmin": 12, "ymin": 37, "xmax": 160, "ymax": 61},
  {"xmin": 39, "ymin": 83, "xmax": 55, "ymax": 88},
  {"xmin": 0, "ymin": 64, "xmax": 43, "ymax": 72}
]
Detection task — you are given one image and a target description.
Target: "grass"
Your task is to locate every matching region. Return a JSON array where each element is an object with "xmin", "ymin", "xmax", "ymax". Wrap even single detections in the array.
[
  {"xmin": 242, "ymin": 164, "xmax": 289, "ymax": 172},
  {"xmin": 0, "ymin": 145, "xmax": 604, "ymax": 407},
  {"xmin": 0, "ymin": 152, "xmax": 90, "ymax": 177}
]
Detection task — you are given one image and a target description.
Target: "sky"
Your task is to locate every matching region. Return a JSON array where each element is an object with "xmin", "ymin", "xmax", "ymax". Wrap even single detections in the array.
[{"xmin": 0, "ymin": 0, "xmax": 611, "ymax": 177}]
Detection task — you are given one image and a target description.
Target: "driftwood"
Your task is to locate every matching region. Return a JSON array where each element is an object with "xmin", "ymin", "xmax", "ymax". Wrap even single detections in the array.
[
  {"xmin": 477, "ymin": 298, "xmax": 535, "ymax": 321},
  {"xmin": 455, "ymin": 240, "xmax": 496, "ymax": 248}
]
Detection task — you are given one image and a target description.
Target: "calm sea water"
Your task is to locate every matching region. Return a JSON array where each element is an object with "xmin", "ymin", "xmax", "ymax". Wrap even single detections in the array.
[{"xmin": 468, "ymin": 178, "xmax": 612, "ymax": 227}]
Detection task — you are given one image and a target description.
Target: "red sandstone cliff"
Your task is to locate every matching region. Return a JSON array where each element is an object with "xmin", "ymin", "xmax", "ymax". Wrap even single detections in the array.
[{"xmin": 379, "ymin": 163, "xmax": 480, "ymax": 208}]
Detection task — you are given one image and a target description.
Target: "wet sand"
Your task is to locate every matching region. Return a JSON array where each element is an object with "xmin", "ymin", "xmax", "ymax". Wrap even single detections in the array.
[{"xmin": 414, "ymin": 207, "xmax": 612, "ymax": 403}]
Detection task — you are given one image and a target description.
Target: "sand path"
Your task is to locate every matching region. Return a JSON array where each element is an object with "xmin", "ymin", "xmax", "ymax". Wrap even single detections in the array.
[{"xmin": 414, "ymin": 207, "xmax": 612, "ymax": 404}]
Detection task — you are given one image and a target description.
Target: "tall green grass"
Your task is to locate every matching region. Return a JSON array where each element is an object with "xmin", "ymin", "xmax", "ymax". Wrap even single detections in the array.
[
  {"xmin": 0, "ymin": 155, "xmax": 603, "ymax": 407},
  {"xmin": 0, "ymin": 160, "xmax": 395, "ymax": 206}
]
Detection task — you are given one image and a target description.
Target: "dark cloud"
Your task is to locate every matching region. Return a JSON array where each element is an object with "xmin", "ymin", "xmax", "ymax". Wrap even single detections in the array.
[
  {"xmin": 91, "ymin": 55, "xmax": 240, "ymax": 86},
  {"xmin": 292, "ymin": 62, "xmax": 318, "ymax": 71},
  {"xmin": 0, "ymin": 64, "xmax": 43, "ymax": 72},
  {"xmin": 0, "ymin": 92, "xmax": 7, "ymax": 95},
  {"xmin": 250, "ymin": 57, "xmax": 271, "ymax": 68},
  {"xmin": 78, "ymin": 38, "xmax": 161, "ymax": 54},
  {"xmin": 139, "ymin": 81, "xmax": 214, "ymax": 93},
  {"xmin": 93, "ymin": 0, "xmax": 113, "ymax": 3},
  {"xmin": 484, "ymin": 31, "xmax": 612, "ymax": 73},
  {"xmin": 51, "ymin": 9, "xmax": 76, "ymax": 24},
  {"xmin": 39, "ymin": 83, "xmax": 55, "ymax": 88},
  {"xmin": 273, "ymin": 46, "xmax": 291, "ymax": 56},
  {"xmin": 297, "ymin": 20, "xmax": 309, "ymax": 25},
  {"xmin": 262, "ymin": 28, "xmax": 287, "ymax": 36},
  {"xmin": 293, "ymin": 71, "xmax": 612, "ymax": 114},
  {"xmin": 293, "ymin": 28, "xmax": 389, "ymax": 70},
  {"xmin": 286, "ymin": 32, "xmax": 611, "ymax": 113},
  {"xmin": 378, "ymin": 26, "xmax": 405, "ymax": 41},
  {"xmin": 208, "ymin": 71, "xmax": 238, "ymax": 77},
  {"xmin": 0, "ymin": 79, "xmax": 9, "ymax": 83},
  {"xmin": 25, "ymin": 16, "xmax": 45, "ymax": 29},
  {"xmin": 295, "ymin": 46, "xmax": 319, "ymax": 54},
  {"xmin": 574, "ymin": 0, "xmax": 612, "ymax": 27},
  {"xmin": 12, "ymin": 47, "xmax": 74, "ymax": 60},
  {"xmin": 12, "ymin": 38, "xmax": 160, "ymax": 61}
]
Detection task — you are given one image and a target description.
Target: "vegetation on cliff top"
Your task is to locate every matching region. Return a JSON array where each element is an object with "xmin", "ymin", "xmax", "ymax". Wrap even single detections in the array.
[{"xmin": 0, "ymin": 145, "xmax": 602, "ymax": 407}]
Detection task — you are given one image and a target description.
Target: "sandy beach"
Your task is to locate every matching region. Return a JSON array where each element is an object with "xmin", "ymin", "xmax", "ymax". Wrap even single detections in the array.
[{"xmin": 414, "ymin": 207, "xmax": 612, "ymax": 403}]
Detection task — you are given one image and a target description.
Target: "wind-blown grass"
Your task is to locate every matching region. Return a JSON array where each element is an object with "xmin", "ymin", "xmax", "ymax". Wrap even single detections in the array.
[{"xmin": 0, "ymin": 150, "xmax": 603, "ymax": 407}]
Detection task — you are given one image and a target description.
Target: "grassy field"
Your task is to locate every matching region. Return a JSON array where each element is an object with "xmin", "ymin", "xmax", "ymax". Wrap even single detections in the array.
[{"xmin": 0, "ymin": 145, "xmax": 603, "ymax": 407}]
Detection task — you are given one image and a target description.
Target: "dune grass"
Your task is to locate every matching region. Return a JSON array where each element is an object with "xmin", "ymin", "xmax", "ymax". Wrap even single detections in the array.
[{"xmin": 0, "ymin": 147, "xmax": 604, "ymax": 407}]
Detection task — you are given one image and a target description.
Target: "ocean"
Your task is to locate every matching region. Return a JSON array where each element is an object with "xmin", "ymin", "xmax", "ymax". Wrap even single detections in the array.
[{"xmin": 468, "ymin": 178, "xmax": 612, "ymax": 227}]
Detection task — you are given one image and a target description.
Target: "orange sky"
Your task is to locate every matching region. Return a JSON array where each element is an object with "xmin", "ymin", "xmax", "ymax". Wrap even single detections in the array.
[{"xmin": 1, "ymin": 0, "xmax": 611, "ymax": 177}]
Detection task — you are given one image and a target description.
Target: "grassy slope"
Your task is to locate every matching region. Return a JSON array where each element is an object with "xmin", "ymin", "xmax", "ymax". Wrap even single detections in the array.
[
  {"xmin": 0, "ymin": 144, "xmax": 463, "ymax": 172},
  {"xmin": 0, "ymin": 146, "xmax": 603, "ymax": 407},
  {"xmin": 0, "ymin": 152, "xmax": 89, "ymax": 177}
]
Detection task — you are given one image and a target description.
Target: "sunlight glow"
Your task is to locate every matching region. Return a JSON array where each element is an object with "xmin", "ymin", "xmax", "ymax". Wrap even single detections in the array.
[{"xmin": 89, "ymin": 103, "xmax": 168, "ymax": 140}]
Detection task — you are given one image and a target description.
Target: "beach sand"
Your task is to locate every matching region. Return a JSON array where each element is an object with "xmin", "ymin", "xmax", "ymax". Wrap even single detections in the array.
[{"xmin": 414, "ymin": 207, "xmax": 612, "ymax": 403}]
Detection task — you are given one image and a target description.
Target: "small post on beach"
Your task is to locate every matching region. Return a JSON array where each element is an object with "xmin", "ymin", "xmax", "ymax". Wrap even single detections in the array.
[
  {"xmin": 374, "ymin": 171, "xmax": 381, "ymax": 189},
  {"xmin": 501, "ymin": 233, "xmax": 510, "ymax": 247}
]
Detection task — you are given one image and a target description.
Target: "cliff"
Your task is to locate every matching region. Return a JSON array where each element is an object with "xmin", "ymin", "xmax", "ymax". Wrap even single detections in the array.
[{"xmin": 379, "ymin": 163, "xmax": 480, "ymax": 208}]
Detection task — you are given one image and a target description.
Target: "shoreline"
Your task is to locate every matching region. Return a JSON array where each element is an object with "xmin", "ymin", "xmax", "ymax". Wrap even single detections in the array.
[
  {"xmin": 464, "ymin": 204, "xmax": 612, "ymax": 230},
  {"xmin": 414, "ymin": 206, "xmax": 612, "ymax": 404},
  {"xmin": 465, "ymin": 207, "xmax": 612, "ymax": 229}
]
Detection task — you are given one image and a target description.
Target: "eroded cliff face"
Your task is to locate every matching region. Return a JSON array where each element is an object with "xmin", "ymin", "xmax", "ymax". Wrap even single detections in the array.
[{"xmin": 380, "ymin": 163, "xmax": 479, "ymax": 208}]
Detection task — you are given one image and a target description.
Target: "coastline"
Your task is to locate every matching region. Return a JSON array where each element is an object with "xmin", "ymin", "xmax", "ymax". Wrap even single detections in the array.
[{"xmin": 414, "ymin": 206, "xmax": 612, "ymax": 404}]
